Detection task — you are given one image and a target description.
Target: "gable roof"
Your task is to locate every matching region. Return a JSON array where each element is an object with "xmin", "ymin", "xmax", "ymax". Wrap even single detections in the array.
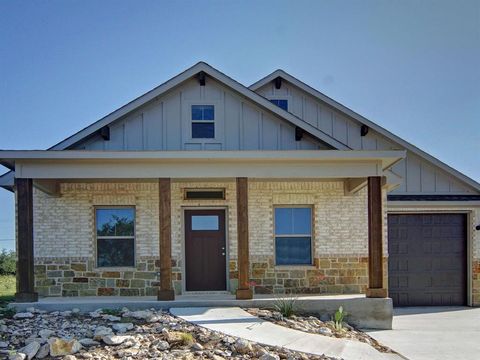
[
  {"xmin": 250, "ymin": 69, "xmax": 480, "ymax": 193},
  {"xmin": 50, "ymin": 62, "xmax": 348, "ymax": 151},
  {"xmin": 1, "ymin": 62, "xmax": 351, "ymax": 191}
]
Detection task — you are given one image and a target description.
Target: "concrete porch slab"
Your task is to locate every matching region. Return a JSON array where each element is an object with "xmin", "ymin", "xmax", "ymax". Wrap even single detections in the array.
[{"xmin": 10, "ymin": 293, "xmax": 393, "ymax": 329}]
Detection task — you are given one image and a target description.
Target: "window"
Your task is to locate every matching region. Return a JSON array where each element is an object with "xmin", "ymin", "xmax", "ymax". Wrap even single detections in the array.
[
  {"xmin": 270, "ymin": 99, "xmax": 288, "ymax": 111},
  {"xmin": 274, "ymin": 207, "xmax": 312, "ymax": 265},
  {"xmin": 184, "ymin": 188, "xmax": 225, "ymax": 200},
  {"xmin": 96, "ymin": 207, "xmax": 135, "ymax": 267},
  {"xmin": 191, "ymin": 105, "xmax": 214, "ymax": 138},
  {"xmin": 191, "ymin": 215, "xmax": 219, "ymax": 230}
]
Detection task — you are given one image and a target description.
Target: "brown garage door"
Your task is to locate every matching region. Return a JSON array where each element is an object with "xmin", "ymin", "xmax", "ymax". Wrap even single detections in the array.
[{"xmin": 388, "ymin": 213, "xmax": 467, "ymax": 306}]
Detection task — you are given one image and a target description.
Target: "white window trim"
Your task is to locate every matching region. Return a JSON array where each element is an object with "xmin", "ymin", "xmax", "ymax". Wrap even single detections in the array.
[
  {"xmin": 191, "ymin": 104, "xmax": 215, "ymax": 140},
  {"xmin": 267, "ymin": 95, "xmax": 291, "ymax": 112},
  {"xmin": 273, "ymin": 205, "xmax": 314, "ymax": 267},
  {"xmin": 94, "ymin": 205, "xmax": 136, "ymax": 269}
]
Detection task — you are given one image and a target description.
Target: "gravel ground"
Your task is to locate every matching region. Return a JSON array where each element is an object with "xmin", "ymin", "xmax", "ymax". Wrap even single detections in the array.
[
  {"xmin": 0, "ymin": 307, "xmax": 341, "ymax": 360},
  {"xmin": 244, "ymin": 308, "xmax": 395, "ymax": 354}
]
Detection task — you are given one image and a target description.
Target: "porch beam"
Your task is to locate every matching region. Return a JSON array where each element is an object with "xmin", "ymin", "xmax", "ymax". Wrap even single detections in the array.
[
  {"xmin": 15, "ymin": 178, "xmax": 38, "ymax": 302},
  {"xmin": 236, "ymin": 177, "xmax": 253, "ymax": 299},
  {"xmin": 158, "ymin": 178, "xmax": 175, "ymax": 300},
  {"xmin": 366, "ymin": 176, "xmax": 388, "ymax": 298}
]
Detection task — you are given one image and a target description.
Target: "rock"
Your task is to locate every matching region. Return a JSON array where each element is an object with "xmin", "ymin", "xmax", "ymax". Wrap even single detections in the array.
[
  {"xmin": 38, "ymin": 329, "xmax": 55, "ymax": 339},
  {"xmin": 72, "ymin": 308, "xmax": 80, "ymax": 314},
  {"xmin": 19, "ymin": 341, "xmax": 40, "ymax": 360},
  {"xmin": 318, "ymin": 327, "xmax": 333, "ymax": 336},
  {"xmin": 211, "ymin": 356, "xmax": 225, "ymax": 360},
  {"xmin": 112, "ymin": 322, "xmax": 133, "ymax": 333},
  {"xmin": 48, "ymin": 338, "xmax": 82, "ymax": 357},
  {"xmin": 64, "ymin": 356, "xmax": 77, "ymax": 360},
  {"xmin": 101, "ymin": 335, "xmax": 131, "ymax": 345},
  {"xmin": 191, "ymin": 342, "xmax": 204, "ymax": 350},
  {"xmin": 8, "ymin": 353, "xmax": 26, "ymax": 360},
  {"xmin": 93, "ymin": 326, "xmax": 113, "ymax": 340},
  {"xmin": 35, "ymin": 344, "xmax": 50, "ymax": 359},
  {"xmin": 103, "ymin": 315, "xmax": 121, "ymax": 322},
  {"xmin": 78, "ymin": 339, "xmax": 100, "ymax": 347},
  {"xmin": 60, "ymin": 311, "xmax": 72, "ymax": 317},
  {"xmin": 0, "ymin": 341, "xmax": 9, "ymax": 348},
  {"xmin": 155, "ymin": 340, "xmax": 170, "ymax": 350},
  {"xmin": 259, "ymin": 353, "xmax": 280, "ymax": 360},
  {"xmin": 234, "ymin": 338, "xmax": 253, "ymax": 354},
  {"xmin": 320, "ymin": 314, "xmax": 330, "ymax": 322},
  {"xmin": 127, "ymin": 310, "xmax": 152, "ymax": 319},
  {"xmin": 13, "ymin": 312, "xmax": 34, "ymax": 319}
]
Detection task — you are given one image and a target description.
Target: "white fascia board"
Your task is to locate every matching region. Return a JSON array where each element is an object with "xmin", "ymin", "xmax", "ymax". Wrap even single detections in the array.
[
  {"xmin": 0, "ymin": 150, "xmax": 406, "ymax": 170},
  {"xmin": 250, "ymin": 70, "xmax": 480, "ymax": 192},
  {"xmin": 15, "ymin": 160, "xmax": 382, "ymax": 180}
]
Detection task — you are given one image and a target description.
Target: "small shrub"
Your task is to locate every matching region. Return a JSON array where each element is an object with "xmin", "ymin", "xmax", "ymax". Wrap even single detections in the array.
[
  {"xmin": 180, "ymin": 332, "xmax": 194, "ymax": 345},
  {"xmin": 0, "ymin": 306, "xmax": 16, "ymax": 319},
  {"xmin": 273, "ymin": 296, "xmax": 297, "ymax": 317},
  {"xmin": 333, "ymin": 306, "xmax": 348, "ymax": 330},
  {"xmin": 102, "ymin": 308, "xmax": 122, "ymax": 316},
  {"xmin": 0, "ymin": 250, "xmax": 16, "ymax": 276}
]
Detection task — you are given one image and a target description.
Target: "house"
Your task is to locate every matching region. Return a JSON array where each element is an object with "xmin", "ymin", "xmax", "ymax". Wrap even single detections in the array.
[{"xmin": 1, "ymin": 62, "xmax": 479, "ymax": 307}]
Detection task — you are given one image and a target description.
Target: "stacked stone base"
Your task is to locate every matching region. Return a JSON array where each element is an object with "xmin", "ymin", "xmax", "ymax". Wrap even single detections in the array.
[
  {"xmin": 34, "ymin": 257, "xmax": 183, "ymax": 297},
  {"xmin": 35, "ymin": 256, "xmax": 387, "ymax": 297}
]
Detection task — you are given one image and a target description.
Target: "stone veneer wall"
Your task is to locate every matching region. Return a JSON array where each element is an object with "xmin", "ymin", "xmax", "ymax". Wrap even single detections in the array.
[{"xmin": 32, "ymin": 180, "xmax": 389, "ymax": 297}]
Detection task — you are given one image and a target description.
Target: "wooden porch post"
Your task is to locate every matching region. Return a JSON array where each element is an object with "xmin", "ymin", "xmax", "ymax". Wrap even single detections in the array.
[
  {"xmin": 236, "ymin": 177, "xmax": 253, "ymax": 299},
  {"xmin": 15, "ymin": 178, "xmax": 38, "ymax": 302},
  {"xmin": 366, "ymin": 176, "xmax": 388, "ymax": 298},
  {"xmin": 158, "ymin": 178, "xmax": 175, "ymax": 300}
]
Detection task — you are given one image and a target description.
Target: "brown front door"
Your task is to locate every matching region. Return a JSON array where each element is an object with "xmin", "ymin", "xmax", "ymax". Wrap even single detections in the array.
[{"xmin": 185, "ymin": 209, "xmax": 226, "ymax": 291}]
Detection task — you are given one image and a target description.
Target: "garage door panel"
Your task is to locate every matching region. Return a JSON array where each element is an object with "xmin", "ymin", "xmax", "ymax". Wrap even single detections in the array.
[{"xmin": 388, "ymin": 213, "xmax": 467, "ymax": 306}]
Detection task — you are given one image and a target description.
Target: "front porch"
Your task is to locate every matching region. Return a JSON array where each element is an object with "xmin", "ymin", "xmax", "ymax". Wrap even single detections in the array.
[
  {"xmin": 1, "ymin": 150, "xmax": 405, "ymax": 304},
  {"xmin": 9, "ymin": 293, "xmax": 393, "ymax": 329}
]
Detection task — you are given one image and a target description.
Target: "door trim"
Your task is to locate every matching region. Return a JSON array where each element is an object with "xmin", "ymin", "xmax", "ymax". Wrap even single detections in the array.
[{"xmin": 181, "ymin": 206, "xmax": 229, "ymax": 295}]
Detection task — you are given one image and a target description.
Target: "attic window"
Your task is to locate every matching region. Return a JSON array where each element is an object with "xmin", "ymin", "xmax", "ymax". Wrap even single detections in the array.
[
  {"xmin": 184, "ymin": 189, "xmax": 225, "ymax": 200},
  {"xmin": 270, "ymin": 99, "xmax": 288, "ymax": 111},
  {"xmin": 192, "ymin": 105, "xmax": 215, "ymax": 138}
]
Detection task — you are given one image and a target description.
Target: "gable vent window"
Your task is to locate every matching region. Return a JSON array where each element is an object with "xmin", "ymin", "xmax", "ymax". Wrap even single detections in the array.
[
  {"xmin": 192, "ymin": 105, "xmax": 215, "ymax": 138},
  {"xmin": 184, "ymin": 189, "xmax": 225, "ymax": 200},
  {"xmin": 270, "ymin": 99, "xmax": 288, "ymax": 111}
]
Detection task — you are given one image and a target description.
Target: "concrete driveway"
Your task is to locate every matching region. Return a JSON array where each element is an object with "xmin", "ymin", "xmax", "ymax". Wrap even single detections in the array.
[{"xmin": 366, "ymin": 307, "xmax": 480, "ymax": 360}]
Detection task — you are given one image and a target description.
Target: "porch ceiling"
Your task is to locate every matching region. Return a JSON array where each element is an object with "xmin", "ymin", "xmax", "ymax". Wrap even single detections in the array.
[{"xmin": 0, "ymin": 149, "xmax": 405, "ymax": 180}]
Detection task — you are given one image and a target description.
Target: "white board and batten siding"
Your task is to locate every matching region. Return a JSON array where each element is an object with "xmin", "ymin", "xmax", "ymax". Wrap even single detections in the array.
[
  {"xmin": 74, "ymin": 78, "xmax": 329, "ymax": 153},
  {"xmin": 255, "ymin": 81, "xmax": 477, "ymax": 195}
]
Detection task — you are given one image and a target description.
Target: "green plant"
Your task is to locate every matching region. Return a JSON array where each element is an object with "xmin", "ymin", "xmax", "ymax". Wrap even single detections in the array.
[
  {"xmin": 0, "ymin": 306, "xmax": 16, "ymax": 319},
  {"xmin": 273, "ymin": 295, "xmax": 297, "ymax": 317},
  {"xmin": 0, "ymin": 250, "xmax": 16, "ymax": 275},
  {"xmin": 333, "ymin": 306, "xmax": 347, "ymax": 330},
  {"xmin": 101, "ymin": 308, "xmax": 122, "ymax": 316},
  {"xmin": 180, "ymin": 332, "xmax": 194, "ymax": 345}
]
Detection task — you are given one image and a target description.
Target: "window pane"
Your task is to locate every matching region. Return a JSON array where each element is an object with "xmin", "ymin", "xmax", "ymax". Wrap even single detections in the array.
[
  {"xmin": 96, "ymin": 208, "xmax": 134, "ymax": 236},
  {"xmin": 203, "ymin": 106, "xmax": 214, "ymax": 120},
  {"xmin": 270, "ymin": 99, "xmax": 288, "ymax": 111},
  {"xmin": 275, "ymin": 237, "xmax": 312, "ymax": 265},
  {"xmin": 97, "ymin": 238, "xmax": 134, "ymax": 267},
  {"xmin": 192, "ymin": 105, "xmax": 214, "ymax": 120},
  {"xmin": 192, "ymin": 122, "xmax": 215, "ymax": 138},
  {"xmin": 275, "ymin": 208, "xmax": 293, "ymax": 234},
  {"xmin": 275, "ymin": 207, "xmax": 311, "ymax": 235},
  {"xmin": 192, "ymin": 215, "xmax": 219, "ymax": 230},
  {"xmin": 192, "ymin": 106, "xmax": 203, "ymax": 120},
  {"xmin": 292, "ymin": 208, "xmax": 311, "ymax": 234}
]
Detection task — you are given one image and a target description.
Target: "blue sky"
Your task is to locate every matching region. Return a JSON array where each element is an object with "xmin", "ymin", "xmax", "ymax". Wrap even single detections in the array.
[{"xmin": 0, "ymin": 0, "xmax": 479, "ymax": 251}]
